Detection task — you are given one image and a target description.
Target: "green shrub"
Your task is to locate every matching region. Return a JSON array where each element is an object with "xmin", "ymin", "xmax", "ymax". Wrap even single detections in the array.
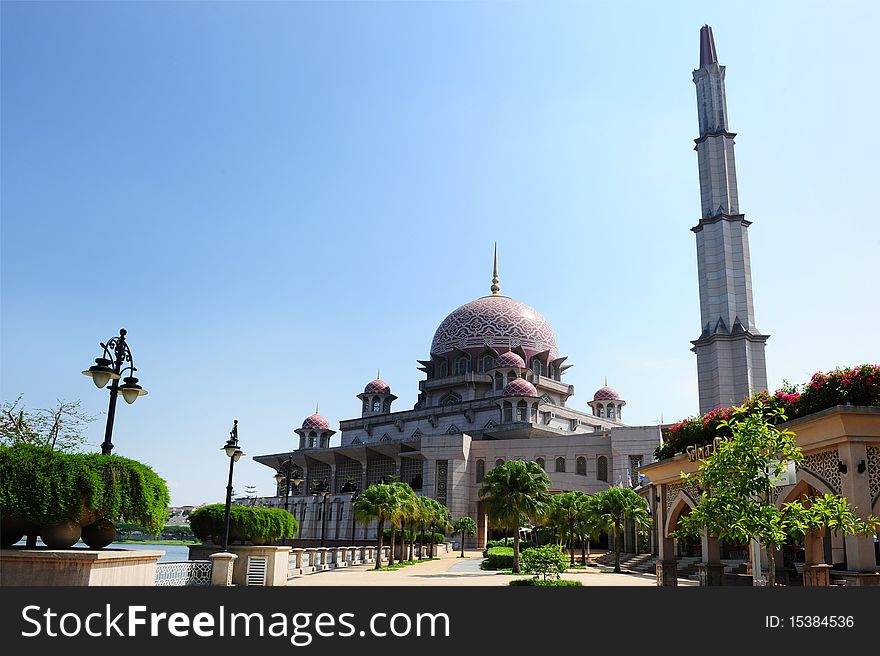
[
  {"xmin": 189, "ymin": 504, "xmax": 298, "ymax": 544},
  {"xmin": 0, "ymin": 443, "xmax": 169, "ymax": 533},
  {"xmin": 482, "ymin": 546, "xmax": 515, "ymax": 570},
  {"xmin": 521, "ymin": 544, "xmax": 569, "ymax": 581},
  {"xmin": 509, "ymin": 579, "xmax": 582, "ymax": 586}
]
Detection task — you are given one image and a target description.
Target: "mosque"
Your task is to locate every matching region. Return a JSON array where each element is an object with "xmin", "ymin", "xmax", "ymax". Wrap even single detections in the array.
[{"xmin": 253, "ymin": 252, "xmax": 660, "ymax": 548}]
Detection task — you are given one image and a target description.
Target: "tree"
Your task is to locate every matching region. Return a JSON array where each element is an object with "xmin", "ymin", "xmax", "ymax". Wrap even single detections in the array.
[
  {"xmin": 591, "ymin": 486, "xmax": 651, "ymax": 573},
  {"xmin": 521, "ymin": 544, "xmax": 569, "ymax": 582},
  {"xmin": 1, "ymin": 396, "xmax": 96, "ymax": 453},
  {"xmin": 676, "ymin": 400, "xmax": 879, "ymax": 585},
  {"xmin": 452, "ymin": 516, "xmax": 478, "ymax": 557},
  {"xmin": 479, "ymin": 459, "xmax": 551, "ymax": 573},
  {"xmin": 386, "ymin": 482, "xmax": 415, "ymax": 566},
  {"xmin": 574, "ymin": 494, "xmax": 604, "ymax": 565},
  {"xmin": 550, "ymin": 491, "xmax": 589, "ymax": 565},
  {"xmin": 354, "ymin": 483, "xmax": 399, "ymax": 570}
]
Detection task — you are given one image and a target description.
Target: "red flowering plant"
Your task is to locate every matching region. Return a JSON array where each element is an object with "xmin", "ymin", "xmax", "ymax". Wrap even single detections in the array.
[{"xmin": 655, "ymin": 364, "xmax": 879, "ymax": 460}]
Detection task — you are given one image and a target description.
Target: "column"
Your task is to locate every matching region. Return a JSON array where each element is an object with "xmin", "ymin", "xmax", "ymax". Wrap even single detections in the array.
[
  {"xmin": 838, "ymin": 442, "xmax": 876, "ymax": 571},
  {"xmin": 208, "ymin": 552, "xmax": 238, "ymax": 587},
  {"xmin": 802, "ymin": 530, "xmax": 831, "ymax": 587},
  {"xmin": 697, "ymin": 531, "xmax": 724, "ymax": 586},
  {"xmin": 655, "ymin": 485, "xmax": 678, "ymax": 586}
]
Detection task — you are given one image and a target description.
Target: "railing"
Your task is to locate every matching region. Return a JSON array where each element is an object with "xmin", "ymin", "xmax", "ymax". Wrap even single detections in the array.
[{"xmin": 155, "ymin": 560, "xmax": 213, "ymax": 586}]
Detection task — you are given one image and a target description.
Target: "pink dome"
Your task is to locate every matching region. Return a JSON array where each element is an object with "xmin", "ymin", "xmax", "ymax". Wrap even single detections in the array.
[
  {"xmin": 593, "ymin": 386, "xmax": 620, "ymax": 401},
  {"xmin": 503, "ymin": 379, "xmax": 538, "ymax": 397},
  {"xmin": 364, "ymin": 379, "xmax": 391, "ymax": 395},
  {"xmin": 302, "ymin": 413, "xmax": 330, "ymax": 430},
  {"xmin": 431, "ymin": 295, "xmax": 558, "ymax": 358},
  {"xmin": 495, "ymin": 350, "xmax": 526, "ymax": 369}
]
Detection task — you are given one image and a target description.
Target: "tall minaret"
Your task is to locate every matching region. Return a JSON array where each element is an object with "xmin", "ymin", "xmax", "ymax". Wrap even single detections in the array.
[{"xmin": 690, "ymin": 25, "xmax": 769, "ymax": 414}]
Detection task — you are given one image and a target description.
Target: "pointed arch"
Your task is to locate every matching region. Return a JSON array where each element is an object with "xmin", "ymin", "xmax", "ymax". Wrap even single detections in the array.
[{"xmin": 664, "ymin": 490, "xmax": 698, "ymax": 537}]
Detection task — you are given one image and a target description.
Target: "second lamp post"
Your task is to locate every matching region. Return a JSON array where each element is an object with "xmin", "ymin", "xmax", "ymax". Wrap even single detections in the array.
[{"xmin": 220, "ymin": 420, "xmax": 244, "ymax": 552}]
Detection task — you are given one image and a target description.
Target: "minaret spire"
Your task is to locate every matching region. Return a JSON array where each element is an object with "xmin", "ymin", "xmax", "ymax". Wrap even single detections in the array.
[
  {"xmin": 699, "ymin": 24, "xmax": 718, "ymax": 67},
  {"xmin": 490, "ymin": 243, "xmax": 500, "ymax": 295},
  {"xmin": 690, "ymin": 24, "xmax": 768, "ymax": 414}
]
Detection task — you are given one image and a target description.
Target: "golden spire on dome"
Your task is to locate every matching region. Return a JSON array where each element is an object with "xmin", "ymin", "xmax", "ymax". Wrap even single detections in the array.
[{"xmin": 491, "ymin": 243, "xmax": 500, "ymax": 295}]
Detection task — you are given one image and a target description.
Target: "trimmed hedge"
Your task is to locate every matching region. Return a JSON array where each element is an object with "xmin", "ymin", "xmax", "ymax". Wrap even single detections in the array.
[
  {"xmin": 0, "ymin": 443, "xmax": 169, "ymax": 533},
  {"xmin": 189, "ymin": 504, "xmax": 298, "ymax": 544},
  {"xmin": 482, "ymin": 546, "xmax": 515, "ymax": 570},
  {"xmin": 509, "ymin": 579, "xmax": 582, "ymax": 586}
]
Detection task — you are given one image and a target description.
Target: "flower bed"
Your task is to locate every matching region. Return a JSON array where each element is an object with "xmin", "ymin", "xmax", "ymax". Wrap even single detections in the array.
[{"xmin": 655, "ymin": 364, "xmax": 880, "ymax": 460}]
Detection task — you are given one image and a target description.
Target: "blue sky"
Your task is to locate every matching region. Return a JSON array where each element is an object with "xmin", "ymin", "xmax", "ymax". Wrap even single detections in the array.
[{"xmin": 2, "ymin": 1, "xmax": 878, "ymax": 506}]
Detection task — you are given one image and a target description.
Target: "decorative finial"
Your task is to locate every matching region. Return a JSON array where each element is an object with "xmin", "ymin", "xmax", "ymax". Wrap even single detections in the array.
[
  {"xmin": 491, "ymin": 243, "xmax": 500, "ymax": 294},
  {"xmin": 376, "ymin": 369, "xmax": 380, "ymax": 380},
  {"xmin": 315, "ymin": 402, "xmax": 319, "ymax": 414},
  {"xmin": 699, "ymin": 24, "xmax": 718, "ymax": 67},
  {"xmin": 605, "ymin": 376, "xmax": 608, "ymax": 387}
]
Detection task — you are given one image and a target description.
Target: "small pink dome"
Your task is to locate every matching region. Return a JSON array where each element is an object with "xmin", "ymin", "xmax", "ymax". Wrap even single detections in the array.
[
  {"xmin": 364, "ymin": 379, "xmax": 391, "ymax": 395},
  {"xmin": 495, "ymin": 350, "xmax": 526, "ymax": 369},
  {"xmin": 302, "ymin": 413, "xmax": 330, "ymax": 430},
  {"xmin": 593, "ymin": 386, "xmax": 620, "ymax": 401},
  {"xmin": 503, "ymin": 378, "xmax": 538, "ymax": 397}
]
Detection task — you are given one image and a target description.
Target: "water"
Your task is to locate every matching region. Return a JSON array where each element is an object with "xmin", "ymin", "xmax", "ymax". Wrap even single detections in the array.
[{"xmin": 12, "ymin": 540, "xmax": 194, "ymax": 563}]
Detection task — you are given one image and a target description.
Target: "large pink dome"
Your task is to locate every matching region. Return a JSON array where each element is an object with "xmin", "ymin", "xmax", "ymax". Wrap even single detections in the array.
[
  {"xmin": 593, "ymin": 386, "xmax": 620, "ymax": 401},
  {"xmin": 431, "ymin": 295, "xmax": 558, "ymax": 358}
]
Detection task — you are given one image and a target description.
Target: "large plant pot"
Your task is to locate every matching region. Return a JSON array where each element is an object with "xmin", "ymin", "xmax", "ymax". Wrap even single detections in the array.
[
  {"xmin": 1, "ymin": 517, "xmax": 34, "ymax": 548},
  {"xmin": 81, "ymin": 519, "xmax": 116, "ymax": 549},
  {"xmin": 40, "ymin": 521, "xmax": 82, "ymax": 549},
  {"xmin": 250, "ymin": 536, "xmax": 267, "ymax": 546}
]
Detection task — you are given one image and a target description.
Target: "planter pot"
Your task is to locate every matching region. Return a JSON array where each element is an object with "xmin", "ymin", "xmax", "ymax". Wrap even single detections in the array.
[
  {"xmin": 1, "ymin": 517, "xmax": 34, "ymax": 548},
  {"xmin": 250, "ymin": 536, "xmax": 267, "ymax": 546},
  {"xmin": 40, "ymin": 521, "xmax": 82, "ymax": 549},
  {"xmin": 81, "ymin": 519, "xmax": 116, "ymax": 549}
]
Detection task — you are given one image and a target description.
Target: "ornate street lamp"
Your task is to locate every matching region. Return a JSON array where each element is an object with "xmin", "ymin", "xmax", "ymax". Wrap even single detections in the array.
[
  {"xmin": 221, "ymin": 420, "xmax": 244, "ymax": 552},
  {"xmin": 273, "ymin": 456, "xmax": 304, "ymax": 513},
  {"xmin": 311, "ymin": 479, "xmax": 331, "ymax": 547},
  {"xmin": 82, "ymin": 328, "xmax": 148, "ymax": 455}
]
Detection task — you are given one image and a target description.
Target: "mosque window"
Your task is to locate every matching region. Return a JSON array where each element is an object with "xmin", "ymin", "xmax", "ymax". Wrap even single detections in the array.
[
  {"xmin": 597, "ymin": 456, "xmax": 608, "ymax": 482},
  {"xmin": 383, "ymin": 399, "xmax": 391, "ymax": 413},
  {"xmin": 516, "ymin": 400, "xmax": 528, "ymax": 421},
  {"xmin": 371, "ymin": 397, "xmax": 381, "ymax": 412},
  {"xmin": 362, "ymin": 399, "xmax": 369, "ymax": 413},
  {"xmin": 495, "ymin": 459, "xmax": 504, "ymax": 468},
  {"xmin": 597, "ymin": 405, "xmax": 604, "ymax": 417},
  {"xmin": 494, "ymin": 372, "xmax": 504, "ymax": 391},
  {"xmin": 503, "ymin": 402, "xmax": 513, "ymax": 423},
  {"xmin": 608, "ymin": 405, "xmax": 615, "ymax": 420},
  {"xmin": 576, "ymin": 456, "xmax": 587, "ymax": 476},
  {"xmin": 506, "ymin": 372, "xmax": 516, "ymax": 385},
  {"xmin": 438, "ymin": 359, "xmax": 448, "ymax": 378},
  {"xmin": 549, "ymin": 364, "xmax": 557, "ymax": 380},
  {"xmin": 454, "ymin": 356, "xmax": 470, "ymax": 375},
  {"xmin": 535, "ymin": 457, "xmax": 545, "ymax": 470},
  {"xmin": 479, "ymin": 354, "xmax": 495, "ymax": 373},
  {"xmin": 531, "ymin": 358, "xmax": 543, "ymax": 377},
  {"xmin": 530, "ymin": 405, "xmax": 538, "ymax": 422},
  {"xmin": 476, "ymin": 459, "xmax": 485, "ymax": 483},
  {"xmin": 555, "ymin": 457, "xmax": 566, "ymax": 473}
]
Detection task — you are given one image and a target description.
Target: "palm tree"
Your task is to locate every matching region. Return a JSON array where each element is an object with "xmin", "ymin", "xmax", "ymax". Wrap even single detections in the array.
[
  {"xmin": 451, "ymin": 516, "xmax": 478, "ymax": 558},
  {"xmin": 552, "ymin": 491, "xmax": 588, "ymax": 565},
  {"xmin": 479, "ymin": 459, "xmax": 551, "ymax": 573},
  {"xmin": 591, "ymin": 486, "xmax": 652, "ymax": 573},
  {"xmin": 386, "ymin": 482, "xmax": 414, "ymax": 566},
  {"xmin": 404, "ymin": 493, "xmax": 424, "ymax": 561},
  {"xmin": 354, "ymin": 483, "xmax": 399, "ymax": 570},
  {"xmin": 575, "ymin": 494, "xmax": 603, "ymax": 565}
]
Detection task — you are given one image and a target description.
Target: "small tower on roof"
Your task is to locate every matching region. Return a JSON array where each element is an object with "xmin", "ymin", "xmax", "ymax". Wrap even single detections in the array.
[
  {"xmin": 357, "ymin": 372, "xmax": 398, "ymax": 417},
  {"xmin": 295, "ymin": 407, "xmax": 335, "ymax": 449},
  {"xmin": 588, "ymin": 379, "xmax": 626, "ymax": 422}
]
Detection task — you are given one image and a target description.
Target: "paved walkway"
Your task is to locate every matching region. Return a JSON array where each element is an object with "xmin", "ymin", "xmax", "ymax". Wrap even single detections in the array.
[{"xmin": 290, "ymin": 550, "xmax": 698, "ymax": 587}]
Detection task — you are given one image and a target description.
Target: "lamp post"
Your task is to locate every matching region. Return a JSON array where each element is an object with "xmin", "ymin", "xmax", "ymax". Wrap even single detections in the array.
[
  {"xmin": 221, "ymin": 420, "xmax": 244, "ymax": 552},
  {"xmin": 82, "ymin": 328, "xmax": 148, "ymax": 455},
  {"xmin": 312, "ymin": 481, "xmax": 331, "ymax": 547},
  {"xmin": 273, "ymin": 456, "xmax": 304, "ymax": 512},
  {"xmin": 349, "ymin": 487, "xmax": 360, "ymax": 543}
]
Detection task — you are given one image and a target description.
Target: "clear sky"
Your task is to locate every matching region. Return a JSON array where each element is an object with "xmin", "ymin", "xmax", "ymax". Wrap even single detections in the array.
[{"xmin": 2, "ymin": 1, "xmax": 878, "ymax": 506}]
